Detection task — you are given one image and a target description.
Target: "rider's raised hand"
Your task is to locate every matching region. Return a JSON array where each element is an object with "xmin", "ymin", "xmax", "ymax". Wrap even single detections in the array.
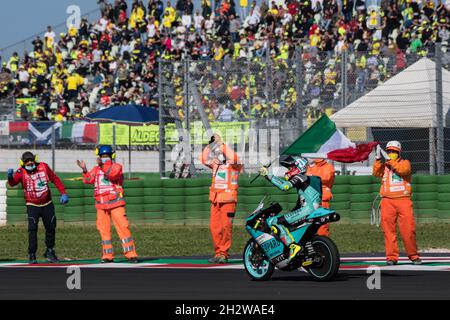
[{"xmin": 259, "ymin": 166, "xmax": 269, "ymax": 177}]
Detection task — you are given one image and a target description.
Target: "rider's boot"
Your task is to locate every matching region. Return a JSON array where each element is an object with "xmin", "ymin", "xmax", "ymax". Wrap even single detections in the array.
[{"xmin": 288, "ymin": 243, "xmax": 303, "ymax": 262}]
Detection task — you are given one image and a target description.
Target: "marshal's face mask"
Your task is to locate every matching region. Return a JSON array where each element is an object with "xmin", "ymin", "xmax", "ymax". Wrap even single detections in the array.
[
  {"xmin": 25, "ymin": 164, "xmax": 36, "ymax": 171},
  {"xmin": 101, "ymin": 157, "xmax": 111, "ymax": 164},
  {"xmin": 388, "ymin": 152, "xmax": 399, "ymax": 161}
]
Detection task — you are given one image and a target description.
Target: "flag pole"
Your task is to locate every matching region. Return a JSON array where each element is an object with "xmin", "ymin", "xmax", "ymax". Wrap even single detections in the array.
[{"xmin": 250, "ymin": 155, "xmax": 281, "ymax": 184}]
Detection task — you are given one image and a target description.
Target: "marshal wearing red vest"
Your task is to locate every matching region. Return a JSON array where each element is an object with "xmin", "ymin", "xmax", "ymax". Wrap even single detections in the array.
[{"xmin": 8, "ymin": 152, "xmax": 69, "ymax": 264}]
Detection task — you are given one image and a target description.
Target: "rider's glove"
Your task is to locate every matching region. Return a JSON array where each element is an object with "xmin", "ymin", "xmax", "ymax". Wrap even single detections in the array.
[{"xmin": 259, "ymin": 166, "xmax": 269, "ymax": 177}]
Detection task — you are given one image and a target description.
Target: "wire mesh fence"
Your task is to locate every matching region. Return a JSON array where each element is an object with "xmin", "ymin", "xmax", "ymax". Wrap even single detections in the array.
[
  {"xmin": 158, "ymin": 43, "xmax": 450, "ymax": 176},
  {"xmin": 0, "ymin": 42, "xmax": 449, "ymax": 175}
]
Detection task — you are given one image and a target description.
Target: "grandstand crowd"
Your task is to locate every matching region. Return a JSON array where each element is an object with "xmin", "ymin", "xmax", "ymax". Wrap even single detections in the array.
[{"xmin": 0, "ymin": 0, "xmax": 450, "ymax": 122}]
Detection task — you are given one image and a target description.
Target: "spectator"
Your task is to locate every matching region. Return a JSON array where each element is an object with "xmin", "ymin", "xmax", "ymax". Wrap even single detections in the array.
[
  {"xmin": 1, "ymin": 0, "xmax": 449, "ymax": 123},
  {"xmin": 44, "ymin": 26, "xmax": 56, "ymax": 50},
  {"xmin": 218, "ymin": 105, "xmax": 235, "ymax": 121}
]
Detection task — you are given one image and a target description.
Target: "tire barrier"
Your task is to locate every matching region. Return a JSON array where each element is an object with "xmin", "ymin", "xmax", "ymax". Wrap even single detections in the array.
[{"xmin": 4, "ymin": 174, "xmax": 450, "ymax": 226}]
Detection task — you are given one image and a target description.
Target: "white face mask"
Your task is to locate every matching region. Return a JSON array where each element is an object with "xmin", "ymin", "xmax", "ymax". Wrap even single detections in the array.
[
  {"xmin": 101, "ymin": 158, "xmax": 111, "ymax": 164},
  {"xmin": 25, "ymin": 164, "xmax": 36, "ymax": 171}
]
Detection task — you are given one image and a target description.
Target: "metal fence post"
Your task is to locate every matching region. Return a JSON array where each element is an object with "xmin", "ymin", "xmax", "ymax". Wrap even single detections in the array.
[
  {"xmin": 295, "ymin": 44, "xmax": 303, "ymax": 136},
  {"xmin": 112, "ymin": 123, "xmax": 116, "ymax": 150},
  {"xmin": 158, "ymin": 59, "xmax": 166, "ymax": 178},
  {"xmin": 435, "ymin": 43, "xmax": 444, "ymax": 175},
  {"xmin": 184, "ymin": 59, "xmax": 195, "ymax": 177},
  {"xmin": 13, "ymin": 96, "xmax": 17, "ymax": 121},
  {"xmin": 341, "ymin": 50, "xmax": 348, "ymax": 175},
  {"xmin": 51, "ymin": 125, "xmax": 55, "ymax": 171},
  {"xmin": 430, "ymin": 127, "xmax": 436, "ymax": 175},
  {"xmin": 265, "ymin": 45, "xmax": 272, "ymax": 107},
  {"xmin": 128, "ymin": 125, "xmax": 132, "ymax": 179},
  {"xmin": 184, "ymin": 59, "xmax": 190, "ymax": 131},
  {"xmin": 247, "ymin": 51, "xmax": 252, "ymax": 116},
  {"xmin": 96, "ymin": 122, "xmax": 100, "ymax": 145}
]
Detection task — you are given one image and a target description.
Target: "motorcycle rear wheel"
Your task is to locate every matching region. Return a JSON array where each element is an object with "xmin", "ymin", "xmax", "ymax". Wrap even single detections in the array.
[
  {"xmin": 304, "ymin": 236, "xmax": 340, "ymax": 282},
  {"xmin": 243, "ymin": 239, "xmax": 275, "ymax": 281}
]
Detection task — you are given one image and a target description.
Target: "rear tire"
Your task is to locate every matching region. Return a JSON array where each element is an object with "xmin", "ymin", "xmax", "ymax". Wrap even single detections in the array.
[
  {"xmin": 305, "ymin": 236, "xmax": 340, "ymax": 282},
  {"xmin": 243, "ymin": 239, "xmax": 274, "ymax": 281}
]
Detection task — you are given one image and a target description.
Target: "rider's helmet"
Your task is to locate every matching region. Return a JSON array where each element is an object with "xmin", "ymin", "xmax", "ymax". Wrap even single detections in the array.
[{"xmin": 280, "ymin": 155, "xmax": 308, "ymax": 181}]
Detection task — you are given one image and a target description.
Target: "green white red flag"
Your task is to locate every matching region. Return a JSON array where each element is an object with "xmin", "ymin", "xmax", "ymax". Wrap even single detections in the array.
[{"xmin": 283, "ymin": 115, "xmax": 378, "ymax": 163}]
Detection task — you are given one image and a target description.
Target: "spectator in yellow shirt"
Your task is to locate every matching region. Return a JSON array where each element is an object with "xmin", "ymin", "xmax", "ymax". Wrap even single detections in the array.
[
  {"xmin": 68, "ymin": 25, "xmax": 78, "ymax": 38},
  {"xmin": 162, "ymin": 11, "xmax": 174, "ymax": 29},
  {"xmin": 165, "ymin": 2, "xmax": 176, "ymax": 21},
  {"xmin": 129, "ymin": 5, "xmax": 145, "ymax": 29},
  {"xmin": 66, "ymin": 73, "xmax": 84, "ymax": 102},
  {"xmin": 213, "ymin": 43, "xmax": 224, "ymax": 61}
]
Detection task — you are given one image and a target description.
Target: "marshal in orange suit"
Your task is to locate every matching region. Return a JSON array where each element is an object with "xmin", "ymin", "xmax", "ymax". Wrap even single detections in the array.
[
  {"xmin": 200, "ymin": 134, "xmax": 243, "ymax": 264},
  {"xmin": 77, "ymin": 146, "xmax": 138, "ymax": 264},
  {"xmin": 372, "ymin": 141, "xmax": 421, "ymax": 266},
  {"xmin": 306, "ymin": 158, "xmax": 335, "ymax": 236}
]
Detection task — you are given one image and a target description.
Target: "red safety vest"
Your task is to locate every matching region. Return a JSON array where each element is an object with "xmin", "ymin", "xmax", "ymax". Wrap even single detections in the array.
[
  {"xmin": 83, "ymin": 163, "xmax": 125, "ymax": 209},
  {"xmin": 8, "ymin": 162, "xmax": 66, "ymax": 206}
]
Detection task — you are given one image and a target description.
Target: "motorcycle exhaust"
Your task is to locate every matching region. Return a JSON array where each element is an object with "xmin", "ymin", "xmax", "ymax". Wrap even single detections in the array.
[{"xmin": 328, "ymin": 213, "xmax": 341, "ymax": 222}]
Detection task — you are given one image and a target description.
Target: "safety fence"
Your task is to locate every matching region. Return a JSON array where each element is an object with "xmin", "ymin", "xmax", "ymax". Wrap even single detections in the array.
[
  {"xmin": 158, "ymin": 44, "xmax": 450, "ymax": 175},
  {"xmin": 159, "ymin": 44, "xmax": 450, "ymax": 125},
  {"xmin": 3, "ymin": 174, "xmax": 450, "ymax": 227},
  {"xmin": 1, "ymin": 45, "xmax": 450, "ymax": 174}
]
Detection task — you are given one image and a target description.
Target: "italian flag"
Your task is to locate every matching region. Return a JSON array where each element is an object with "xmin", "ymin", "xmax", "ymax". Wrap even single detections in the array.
[
  {"xmin": 283, "ymin": 115, "xmax": 378, "ymax": 163},
  {"xmin": 61, "ymin": 122, "xmax": 98, "ymax": 143}
]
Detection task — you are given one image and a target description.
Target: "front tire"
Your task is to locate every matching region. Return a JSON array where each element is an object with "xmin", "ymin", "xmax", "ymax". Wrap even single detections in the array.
[
  {"xmin": 305, "ymin": 236, "xmax": 340, "ymax": 282},
  {"xmin": 243, "ymin": 239, "xmax": 275, "ymax": 281}
]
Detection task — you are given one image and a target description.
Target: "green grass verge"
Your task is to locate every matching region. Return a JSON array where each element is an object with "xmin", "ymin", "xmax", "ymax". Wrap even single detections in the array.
[{"xmin": 1, "ymin": 223, "xmax": 450, "ymax": 261}]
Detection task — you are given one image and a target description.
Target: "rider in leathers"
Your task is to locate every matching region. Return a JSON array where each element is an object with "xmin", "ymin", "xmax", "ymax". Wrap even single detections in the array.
[{"xmin": 260, "ymin": 156, "xmax": 322, "ymax": 262}]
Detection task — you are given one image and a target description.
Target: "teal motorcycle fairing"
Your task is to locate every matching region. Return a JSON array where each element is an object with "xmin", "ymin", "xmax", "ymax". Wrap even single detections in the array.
[{"xmin": 245, "ymin": 201, "xmax": 339, "ymax": 270}]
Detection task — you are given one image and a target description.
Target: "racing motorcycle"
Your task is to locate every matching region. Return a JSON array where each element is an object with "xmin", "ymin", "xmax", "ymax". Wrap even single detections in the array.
[{"xmin": 244, "ymin": 196, "xmax": 341, "ymax": 281}]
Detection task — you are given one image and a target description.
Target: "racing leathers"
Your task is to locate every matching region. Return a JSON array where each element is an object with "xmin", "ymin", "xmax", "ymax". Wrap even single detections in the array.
[{"xmin": 264, "ymin": 172, "xmax": 322, "ymax": 256}]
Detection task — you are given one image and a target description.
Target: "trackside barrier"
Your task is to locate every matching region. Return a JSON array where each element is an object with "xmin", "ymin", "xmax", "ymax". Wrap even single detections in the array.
[
  {"xmin": 3, "ymin": 175, "xmax": 450, "ymax": 226},
  {"xmin": 0, "ymin": 181, "xmax": 6, "ymax": 226}
]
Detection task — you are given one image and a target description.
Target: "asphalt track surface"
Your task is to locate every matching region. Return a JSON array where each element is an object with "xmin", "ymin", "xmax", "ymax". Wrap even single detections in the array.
[
  {"xmin": 1, "ymin": 268, "xmax": 450, "ymax": 300},
  {"xmin": 1, "ymin": 254, "xmax": 450, "ymax": 300}
]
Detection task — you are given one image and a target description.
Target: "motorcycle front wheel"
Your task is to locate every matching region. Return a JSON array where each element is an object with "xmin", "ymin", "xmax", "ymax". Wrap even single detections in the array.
[
  {"xmin": 304, "ymin": 236, "xmax": 340, "ymax": 282},
  {"xmin": 243, "ymin": 239, "xmax": 275, "ymax": 281}
]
